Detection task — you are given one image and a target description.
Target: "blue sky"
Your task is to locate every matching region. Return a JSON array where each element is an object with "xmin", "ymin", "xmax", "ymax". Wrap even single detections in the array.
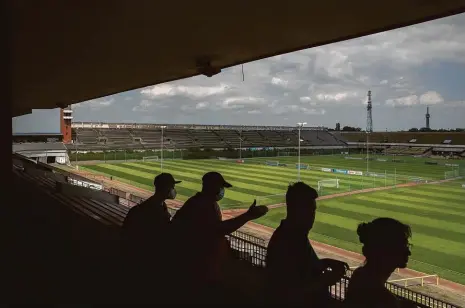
[
  {"xmin": 14, "ymin": 13, "xmax": 465, "ymax": 132},
  {"xmin": 12, "ymin": 108, "xmax": 61, "ymax": 134}
]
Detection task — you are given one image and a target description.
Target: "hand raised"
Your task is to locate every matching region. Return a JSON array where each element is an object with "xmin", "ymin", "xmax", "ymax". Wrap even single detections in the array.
[{"xmin": 246, "ymin": 199, "xmax": 269, "ymax": 220}]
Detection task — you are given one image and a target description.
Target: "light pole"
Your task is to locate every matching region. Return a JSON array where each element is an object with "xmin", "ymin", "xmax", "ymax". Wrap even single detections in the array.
[
  {"xmin": 160, "ymin": 125, "xmax": 166, "ymax": 172},
  {"xmin": 297, "ymin": 122, "xmax": 307, "ymax": 181},
  {"xmin": 239, "ymin": 128, "xmax": 242, "ymax": 161}
]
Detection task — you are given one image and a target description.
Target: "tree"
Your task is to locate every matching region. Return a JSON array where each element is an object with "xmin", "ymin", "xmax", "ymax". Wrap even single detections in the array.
[
  {"xmin": 409, "ymin": 128, "xmax": 419, "ymax": 132},
  {"xmin": 342, "ymin": 126, "xmax": 361, "ymax": 132}
]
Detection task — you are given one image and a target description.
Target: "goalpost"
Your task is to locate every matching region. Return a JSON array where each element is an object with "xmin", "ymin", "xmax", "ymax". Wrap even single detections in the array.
[
  {"xmin": 143, "ymin": 156, "xmax": 159, "ymax": 162},
  {"xmin": 265, "ymin": 161, "xmax": 280, "ymax": 166},
  {"xmin": 296, "ymin": 163, "xmax": 310, "ymax": 170},
  {"xmin": 318, "ymin": 179, "xmax": 340, "ymax": 191},
  {"xmin": 444, "ymin": 169, "xmax": 460, "ymax": 180}
]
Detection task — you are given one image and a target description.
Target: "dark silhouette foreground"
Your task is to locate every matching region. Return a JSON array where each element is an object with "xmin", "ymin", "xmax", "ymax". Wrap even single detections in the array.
[
  {"xmin": 121, "ymin": 173, "xmax": 181, "ymax": 302},
  {"xmin": 169, "ymin": 171, "xmax": 268, "ymax": 304},
  {"xmin": 344, "ymin": 218, "xmax": 413, "ymax": 308},
  {"xmin": 266, "ymin": 182, "xmax": 348, "ymax": 307}
]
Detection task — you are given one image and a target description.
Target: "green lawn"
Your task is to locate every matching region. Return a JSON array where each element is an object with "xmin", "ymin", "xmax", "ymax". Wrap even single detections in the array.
[
  {"xmin": 80, "ymin": 155, "xmax": 465, "ymax": 284},
  {"xmin": 256, "ymin": 180, "xmax": 465, "ymax": 284}
]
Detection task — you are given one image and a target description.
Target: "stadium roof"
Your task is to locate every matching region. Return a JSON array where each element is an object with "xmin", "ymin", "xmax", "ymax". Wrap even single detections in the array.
[
  {"xmin": 9, "ymin": 1, "xmax": 465, "ymax": 117},
  {"xmin": 12, "ymin": 143, "xmax": 67, "ymax": 153}
]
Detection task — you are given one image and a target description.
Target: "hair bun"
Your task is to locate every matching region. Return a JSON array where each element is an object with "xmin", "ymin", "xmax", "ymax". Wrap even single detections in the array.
[{"xmin": 357, "ymin": 222, "xmax": 370, "ymax": 244}]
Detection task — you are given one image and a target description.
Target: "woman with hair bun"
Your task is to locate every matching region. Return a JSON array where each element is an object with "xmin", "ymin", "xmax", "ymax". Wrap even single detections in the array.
[{"xmin": 344, "ymin": 218, "xmax": 413, "ymax": 308}]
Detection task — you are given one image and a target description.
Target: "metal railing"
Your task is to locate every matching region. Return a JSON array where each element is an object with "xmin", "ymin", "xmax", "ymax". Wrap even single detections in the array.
[
  {"xmin": 385, "ymin": 282, "xmax": 458, "ymax": 308},
  {"xmin": 388, "ymin": 274, "xmax": 439, "ymax": 288}
]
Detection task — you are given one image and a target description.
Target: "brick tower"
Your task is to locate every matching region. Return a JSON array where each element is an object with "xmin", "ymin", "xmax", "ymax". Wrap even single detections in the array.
[{"xmin": 60, "ymin": 106, "xmax": 73, "ymax": 143}]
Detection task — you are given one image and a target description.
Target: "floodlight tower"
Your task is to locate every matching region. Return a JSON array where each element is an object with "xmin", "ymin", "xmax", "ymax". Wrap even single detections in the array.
[
  {"xmin": 297, "ymin": 122, "xmax": 307, "ymax": 181},
  {"xmin": 366, "ymin": 91, "xmax": 373, "ymax": 178},
  {"xmin": 160, "ymin": 125, "xmax": 167, "ymax": 172},
  {"xmin": 366, "ymin": 90, "xmax": 373, "ymax": 133}
]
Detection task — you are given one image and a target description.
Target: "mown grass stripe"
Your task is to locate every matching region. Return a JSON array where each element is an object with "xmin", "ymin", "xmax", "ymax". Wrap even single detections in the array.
[
  {"xmin": 141, "ymin": 161, "xmax": 294, "ymax": 190},
  {"xmin": 394, "ymin": 189, "xmax": 465, "ymax": 203},
  {"xmin": 126, "ymin": 162, "xmax": 283, "ymax": 196},
  {"xmin": 320, "ymin": 200, "xmax": 465, "ymax": 244},
  {"xmin": 319, "ymin": 198, "xmax": 465, "ymax": 235},
  {"xmin": 372, "ymin": 191, "xmax": 465, "ymax": 211},
  {"xmin": 130, "ymin": 162, "xmax": 284, "ymax": 197},
  {"xmin": 83, "ymin": 164, "xmax": 204, "ymax": 201},
  {"xmin": 352, "ymin": 194, "xmax": 465, "ymax": 220},
  {"xmin": 170, "ymin": 159, "xmax": 388, "ymax": 188},
  {"xmin": 104, "ymin": 163, "xmax": 260, "ymax": 205}
]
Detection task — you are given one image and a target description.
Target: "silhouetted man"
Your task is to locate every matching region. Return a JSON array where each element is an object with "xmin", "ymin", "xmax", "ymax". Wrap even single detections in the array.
[
  {"xmin": 266, "ymin": 182, "xmax": 348, "ymax": 307},
  {"xmin": 170, "ymin": 171, "xmax": 268, "ymax": 301},
  {"xmin": 121, "ymin": 172, "xmax": 180, "ymax": 302}
]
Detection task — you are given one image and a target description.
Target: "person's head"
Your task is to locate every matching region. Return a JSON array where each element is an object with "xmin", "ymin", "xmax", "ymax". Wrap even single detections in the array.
[
  {"xmin": 153, "ymin": 173, "xmax": 181, "ymax": 200},
  {"xmin": 285, "ymin": 182, "xmax": 318, "ymax": 231},
  {"xmin": 201, "ymin": 172, "xmax": 232, "ymax": 201},
  {"xmin": 357, "ymin": 218, "xmax": 412, "ymax": 270}
]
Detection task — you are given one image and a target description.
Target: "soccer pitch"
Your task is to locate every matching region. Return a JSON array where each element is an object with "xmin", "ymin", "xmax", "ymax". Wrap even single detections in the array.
[{"xmin": 80, "ymin": 155, "xmax": 465, "ymax": 284}]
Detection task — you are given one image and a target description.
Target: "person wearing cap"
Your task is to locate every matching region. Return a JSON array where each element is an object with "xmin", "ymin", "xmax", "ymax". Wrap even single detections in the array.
[
  {"xmin": 169, "ymin": 171, "xmax": 268, "ymax": 302},
  {"xmin": 121, "ymin": 172, "xmax": 181, "ymax": 303}
]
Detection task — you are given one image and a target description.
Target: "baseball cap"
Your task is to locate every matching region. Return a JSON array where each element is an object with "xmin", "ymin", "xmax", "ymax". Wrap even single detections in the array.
[
  {"xmin": 202, "ymin": 171, "xmax": 232, "ymax": 188},
  {"xmin": 154, "ymin": 173, "xmax": 181, "ymax": 188}
]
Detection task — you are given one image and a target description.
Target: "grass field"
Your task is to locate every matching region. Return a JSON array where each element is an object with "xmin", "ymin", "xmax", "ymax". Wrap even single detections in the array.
[{"xmin": 79, "ymin": 154, "xmax": 465, "ymax": 284}]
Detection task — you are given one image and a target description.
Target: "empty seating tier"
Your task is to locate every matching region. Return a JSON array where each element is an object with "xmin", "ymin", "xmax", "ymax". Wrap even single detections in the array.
[{"xmin": 71, "ymin": 126, "xmax": 348, "ymax": 150}]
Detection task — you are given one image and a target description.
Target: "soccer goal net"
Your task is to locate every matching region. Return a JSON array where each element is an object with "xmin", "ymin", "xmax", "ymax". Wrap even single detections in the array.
[
  {"xmin": 296, "ymin": 163, "xmax": 310, "ymax": 170},
  {"xmin": 318, "ymin": 179, "xmax": 340, "ymax": 191},
  {"xmin": 265, "ymin": 161, "xmax": 280, "ymax": 166},
  {"xmin": 143, "ymin": 156, "xmax": 159, "ymax": 162},
  {"xmin": 444, "ymin": 169, "xmax": 460, "ymax": 180}
]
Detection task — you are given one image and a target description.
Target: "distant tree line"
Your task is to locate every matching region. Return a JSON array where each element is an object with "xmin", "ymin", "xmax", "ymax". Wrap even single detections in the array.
[
  {"xmin": 331, "ymin": 122, "xmax": 464, "ymax": 133},
  {"xmin": 407, "ymin": 128, "xmax": 465, "ymax": 132},
  {"xmin": 330, "ymin": 123, "xmax": 362, "ymax": 132}
]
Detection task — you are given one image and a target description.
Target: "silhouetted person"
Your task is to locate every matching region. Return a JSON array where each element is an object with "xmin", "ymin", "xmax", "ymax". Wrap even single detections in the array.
[
  {"xmin": 121, "ymin": 173, "xmax": 180, "ymax": 302},
  {"xmin": 169, "ymin": 171, "xmax": 268, "ymax": 302},
  {"xmin": 266, "ymin": 182, "xmax": 348, "ymax": 307},
  {"xmin": 344, "ymin": 218, "xmax": 412, "ymax": 308}
]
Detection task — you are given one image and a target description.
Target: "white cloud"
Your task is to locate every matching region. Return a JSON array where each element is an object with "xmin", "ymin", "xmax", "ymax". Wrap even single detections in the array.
[
  {"xmin": 222, "ymin": 96, "xmax": 265, "ymax": 108},
  {"xmin": 248, "ymin": 110, "xmax": 262, "ymax": 114},
  {"xmin": 132, "ymin": 99, "xmax": 153, "ymax": 112},
  {"xmin": 196, "ymin": 102, "xmax": 209, "ymax": 109},
  {"xmin": 386, "ymin": 91, "xmax": 445, "ymax": 107},
  {"xmin": 316, "ymin": 92, "xmax": 358, "ymax": 102},
  {"xmin": 380, "ymin": 80, "xmax": 388, "ymax": 85},
  {"xmin": 271, "ymin": 77, "xmax": 289, "ymax": 87},
  {"xmin": 75, "ymin": 97, "xmax": 114, "ymax": 110},
  {"xmin": 419, "ymin": 91, "xmax": 444, "ymax": 105},
  {"xmin": 141, "ymin": 83, "xmax": 229, "ymax": 98},
  {"xmin": 301, "ymin": 107, "xmax": 326, "ymax": 115},
  {"xmin": 386, "ymin": 95, "xmax": 419, "ymax": 106},
  {"xmin": 300, "ymin": 96, "xmax": 312, "ymax": 103}
]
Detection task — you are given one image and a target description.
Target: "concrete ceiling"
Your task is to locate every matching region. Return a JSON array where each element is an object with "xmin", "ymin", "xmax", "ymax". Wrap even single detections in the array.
[{"xmin": 9, "ymin": 0, "xmax": 465, "ymax": 117}]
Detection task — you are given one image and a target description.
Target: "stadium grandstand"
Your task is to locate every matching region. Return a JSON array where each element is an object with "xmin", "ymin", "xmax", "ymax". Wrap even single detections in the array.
[
  {"xmin": 71, "ymin": 122, "xmax": 347, "ymax": 151},
  {"xmin": 8, "ymin": 2, "xmax": 465, "ymax": 307}
]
